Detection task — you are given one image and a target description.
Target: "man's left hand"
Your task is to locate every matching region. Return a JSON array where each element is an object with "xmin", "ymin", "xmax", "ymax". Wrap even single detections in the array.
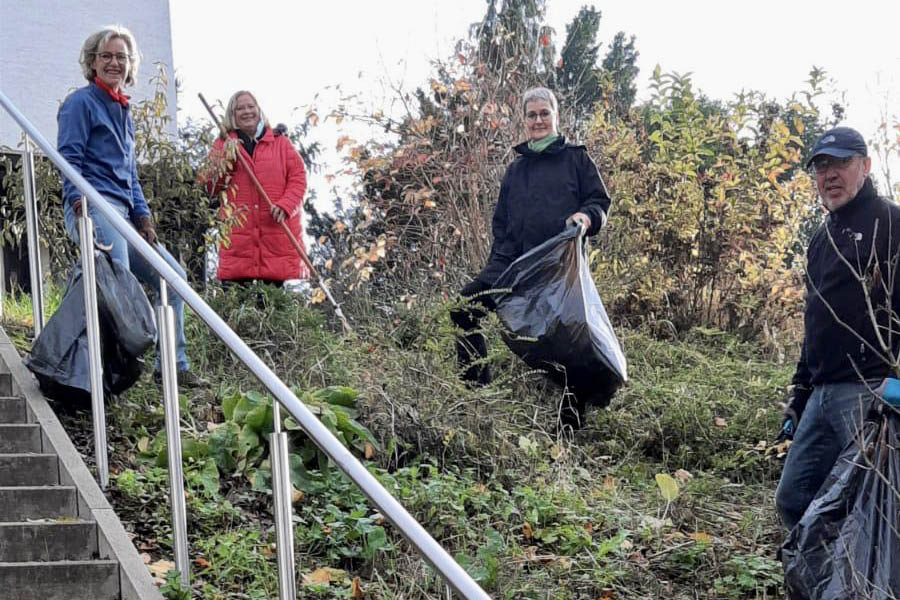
[
  {"xmin": 876, "ymin": 377, "xmax": 900, "ymax": 408},
  {"xmin": 567, "ymin": 212, "xmax": 591, "ymax": 231}
]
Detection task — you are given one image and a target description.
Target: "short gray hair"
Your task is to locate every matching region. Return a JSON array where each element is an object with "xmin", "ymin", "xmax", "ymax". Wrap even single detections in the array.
[
  {"xmin": 79, "ymin": 25, "xmax": 141, "ymax": 87},
  {"xmin": 221, "ymin": 90, "xmax": 270, "ymax": 137},
  {"xmin": 522, "ymin": 87, "xmax": 558, "ymax": 115}
]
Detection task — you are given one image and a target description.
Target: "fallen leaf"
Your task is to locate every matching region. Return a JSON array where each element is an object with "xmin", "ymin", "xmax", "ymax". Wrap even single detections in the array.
[
  {"xmin": 303, "ymin": 567, "xmax": 348, "ymax": 587},
  {"xmin": 714, "ymin": 417, "xmax": 728, "ymax": 428},
  {"xmin": 291, "ymin": 487, "xmax": 304, "ymax": 503},
  {"xmin": 148, "ymin": 559, "xmax": 175, "ymax": 578},
  {"xmin": 674, "ymin": 469, "xmax": 693, "ymax": 483},
  {"xmin": 549, "ymin": 443, "xmax": 566, "ymax": 460},
  {"xmin": 194, "ymin": 557, "xmax": 211, "ymax": 568},
  {"xmin": 364, "ymin": 442, "xmax": 376, "ymax": 459},
  {"xmin": 351, "ymin": 576, "xmax": 364, "ymax": 599},
  {"xmin": 689, "ymin": 532, "xmax": 712, "ymax": 544},
  {"xmin": 522, "ymin": 521, "xmax": 533, "ymax": 539},
  {"xmin": 304, "ymin": 568, "xmax": 333, "ymax": 586},
  {"xmin": 655, "ymin": 473, "xmax": 680, "ymax": 502}
]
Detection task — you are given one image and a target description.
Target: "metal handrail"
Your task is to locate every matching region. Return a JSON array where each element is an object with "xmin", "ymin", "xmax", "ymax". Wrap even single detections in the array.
[{"xmin": 0, "ymin": 90, "xmax": 492, "ymax": 600}]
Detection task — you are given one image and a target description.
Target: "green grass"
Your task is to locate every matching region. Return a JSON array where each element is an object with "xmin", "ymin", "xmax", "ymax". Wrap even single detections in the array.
[{"xmin": 2, "ymin": 283, "xmax": 793, "ymax": 599}]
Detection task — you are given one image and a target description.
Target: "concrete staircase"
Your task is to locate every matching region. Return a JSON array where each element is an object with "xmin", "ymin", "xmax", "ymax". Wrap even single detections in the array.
[{"xmin": 0, "ymin": 331, "xmax": 162, "ymax": 600}]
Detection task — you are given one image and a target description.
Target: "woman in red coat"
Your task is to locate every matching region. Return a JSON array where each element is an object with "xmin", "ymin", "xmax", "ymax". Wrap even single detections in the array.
[{"xmin": 206, "ymin": 90, "xmax": 309, "ymax": 284}]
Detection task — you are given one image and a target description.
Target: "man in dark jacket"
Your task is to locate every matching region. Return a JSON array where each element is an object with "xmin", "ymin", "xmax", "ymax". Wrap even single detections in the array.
[
  {"xmin": 775, "ymin": 126, "xmax": 900, "ymax": 529},
  {"xmin": 450, "ymin": 87, "xmax": 611, "ymax": 424}
]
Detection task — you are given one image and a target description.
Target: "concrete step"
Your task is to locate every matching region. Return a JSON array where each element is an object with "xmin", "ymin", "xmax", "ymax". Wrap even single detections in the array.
[
  {"xmin": 0, "ymin": 373, "xmax": 11, "ymax": 396},
  {"xmin": 0, "ymin": 560, "xmax": 119, "ymax": 600},
  {"xmin": 0, "ymin": 454, "xmax": 59, "ymax": 485},
  {"xmin": 0, "ymin": 397, "xmax": 25, "ymax": 423},
  {"xmin": 0, "ymin": 522, "xmax": 98, "ymax": 561},
  {"xmin": 0, "ymin": 424, "xmax": 41, "ymax": 452},
  {"xmin": 0, "ymin": 486, "xmax": 77, "ymax": 521}
]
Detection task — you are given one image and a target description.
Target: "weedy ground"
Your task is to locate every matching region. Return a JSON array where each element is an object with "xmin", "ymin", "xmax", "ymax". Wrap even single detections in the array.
[{"xmin": 3, "ymin": 284, "xmax": 792, "ymax": 599}]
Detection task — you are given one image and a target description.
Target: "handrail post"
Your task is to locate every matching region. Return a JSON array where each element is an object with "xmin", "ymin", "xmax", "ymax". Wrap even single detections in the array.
[
  {"xmin": 22, "ymin": 135, "xmax": 45, "ymax": 336},
  {"xmin": 159, "ymin": 279, "xmax": 190, "ymax": 585},
  {"xmin": 78, "ymin": 195, "xmax": 109, "ymax": 489},
  {"xmin": 271, "ymin": 401, "xmax": 297, "ymax": 599}
]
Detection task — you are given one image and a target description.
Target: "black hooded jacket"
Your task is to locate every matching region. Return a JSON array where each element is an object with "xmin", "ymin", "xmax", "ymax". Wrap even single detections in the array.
[
  {"xmin": 477, "ymin": 136, "xmax": 611, "ymax": 285},
  {"xmin": 793, "ymin": 178, "xmax": 900, "ymax": 388}
]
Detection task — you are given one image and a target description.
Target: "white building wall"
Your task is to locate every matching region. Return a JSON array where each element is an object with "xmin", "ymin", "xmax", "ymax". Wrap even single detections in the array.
[{"xmin": 0, "ymin": 0, "xmax": 176, "ymax": 149}]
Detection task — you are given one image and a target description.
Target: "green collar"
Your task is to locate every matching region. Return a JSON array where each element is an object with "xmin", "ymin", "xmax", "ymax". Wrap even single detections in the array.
[{"xmin": 527, "ymin": 133, "xmax": 560, "ymax": 153}]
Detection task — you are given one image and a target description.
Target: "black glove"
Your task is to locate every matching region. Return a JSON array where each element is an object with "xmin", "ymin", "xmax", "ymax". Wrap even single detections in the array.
[
  {"xmin": 135, "ymin": 215, "xmax": 158, "ymax": 246},
  {"xmin": 778, "ymin": 383, "xmax": 812, "ymax": 441}
]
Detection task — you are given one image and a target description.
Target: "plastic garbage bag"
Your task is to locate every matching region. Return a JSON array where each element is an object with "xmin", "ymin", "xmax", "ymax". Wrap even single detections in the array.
[
  {"xmin": 26, "ymin": 250, "xmax": 157, "ymax": 403},
  {"xmin": 782, "ymin": 406, "xmax": 900, "ymax": 600},
  {"xmin": 493, "ymin": 225, "xmax": 627, "ymax": 405},
  {"xmin": 95, "ymin": 250, "xmax": 157, "ymax": 357}
]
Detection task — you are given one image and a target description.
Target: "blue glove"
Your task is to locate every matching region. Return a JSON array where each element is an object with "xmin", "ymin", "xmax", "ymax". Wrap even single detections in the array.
[
  {"xmin": 779, "ymin": 417, "xmax": 795, "ymax": 440},
  {"xmin": 881, "ymin": 378, "xmax": 900, "ymax": 408}
]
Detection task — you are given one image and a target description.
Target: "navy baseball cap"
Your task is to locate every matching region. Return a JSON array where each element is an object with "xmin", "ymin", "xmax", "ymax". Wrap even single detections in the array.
[{"xmin": 805, "ymin": 126, "xmax": 867, "ymax": 168}]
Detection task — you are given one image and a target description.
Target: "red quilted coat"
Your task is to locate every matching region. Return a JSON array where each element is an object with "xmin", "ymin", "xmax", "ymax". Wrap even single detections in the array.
[{"xmin": 208, "ymin": 128, "xmax": 309, "ymax": 281}]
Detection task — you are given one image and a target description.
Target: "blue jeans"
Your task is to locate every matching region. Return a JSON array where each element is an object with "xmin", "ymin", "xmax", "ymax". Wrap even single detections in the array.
[
  {"xmin": 64, "ymin": 198, "xmax": 189, "ymax": 371},
  {"xmin": 775, "ymin": 381, "xmax": 874, "ymax": 529}
]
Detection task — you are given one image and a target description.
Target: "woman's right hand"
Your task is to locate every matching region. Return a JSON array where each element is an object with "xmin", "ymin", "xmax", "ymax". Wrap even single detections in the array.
[{"xmin": 271, "ymin": 205, "xmax": 287, "ymax": 224}]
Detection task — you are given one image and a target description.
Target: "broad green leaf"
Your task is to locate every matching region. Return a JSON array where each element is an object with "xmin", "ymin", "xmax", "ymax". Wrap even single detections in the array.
[
  {"xmin": 181, "ymin": 438, "xmax": 209, "ymax": 462},
  {"xmin": 313, "ymin": 386, "xmax": 358, "ymax": 407},
  {"xmin": 237, "ymin": 425, "xmax": 260, "ymax": 459},
  {"xmin": 222, "ymin": 391, "xmax": 241, "ymax": 421},
  {"xmin": 245, "ymin": 402, "xmax": 273, "ymax": 433}
]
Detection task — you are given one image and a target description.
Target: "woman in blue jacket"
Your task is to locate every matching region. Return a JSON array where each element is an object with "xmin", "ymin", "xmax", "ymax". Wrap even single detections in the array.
[
  {"xmin": 57, "ymin": 25, "xmax": 204, "ymax": 387},
  {"xmin": 451, "ymin": 87, "xmax": 612, "ymax": 426}
]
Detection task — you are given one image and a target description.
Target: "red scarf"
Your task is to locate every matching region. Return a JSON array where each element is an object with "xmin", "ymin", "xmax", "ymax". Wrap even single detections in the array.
[{"xmin": 94, "ymin": 76, "xmax": 130, "ymax": 107}]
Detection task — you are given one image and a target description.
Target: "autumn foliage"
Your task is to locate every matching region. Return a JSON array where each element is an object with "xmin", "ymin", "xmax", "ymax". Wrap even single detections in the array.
[{"xmin": 317, "ymin": 55, "xmax": 830, "ymax": 345}]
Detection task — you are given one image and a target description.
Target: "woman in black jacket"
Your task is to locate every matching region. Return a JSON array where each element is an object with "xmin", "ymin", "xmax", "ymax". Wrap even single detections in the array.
[{"xmin": 451, "ymin": 87, "xmax": 611, "ymax": 424}]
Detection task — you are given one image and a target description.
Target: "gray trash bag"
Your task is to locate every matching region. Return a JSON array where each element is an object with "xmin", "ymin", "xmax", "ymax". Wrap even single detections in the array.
[
  {"xmin": 782, "ymin": 406, "xmax": 900, "ymax": 600},
  {"xmin": 25, "ymin": 250, "xmax": 157, "ymax": 403},
  {"xmin": 493, "ymin": 225, "xmax": 627, "ymax": 405}
]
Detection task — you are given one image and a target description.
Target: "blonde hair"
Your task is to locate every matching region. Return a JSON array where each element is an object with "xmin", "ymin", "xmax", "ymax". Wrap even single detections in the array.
[
  {"xmin": 221, "ymin": 90, "xmax": 269, "ymax": 138},
  {"xmin": 79, "ymin": 25, "xmax": 140, "ymax": 87}
]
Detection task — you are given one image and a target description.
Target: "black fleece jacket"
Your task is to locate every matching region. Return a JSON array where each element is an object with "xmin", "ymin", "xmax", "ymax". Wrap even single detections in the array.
[
  {"xmin": 477, "ymin": 136, "xmax": 611, "ymax": 285},
  {"xmin": 793, "ymin": 178, "xmax": 900, "ymax": 389}
]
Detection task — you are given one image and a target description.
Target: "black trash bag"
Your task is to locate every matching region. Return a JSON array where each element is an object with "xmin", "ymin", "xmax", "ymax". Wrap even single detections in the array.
[
  {"xmin": 95, "ymin": 250, "xmax": 157, "ymax": 357},
  {"xmin": 782, "ymin": 406, "xmax": 900, "ymax": 600},
  {"xmin": 493, "ymin": 225, "xmax": 627, "ymax": 406},
  {"xmin": 25, "ymin": 250, "xmax": 157, "ymax": 403}
]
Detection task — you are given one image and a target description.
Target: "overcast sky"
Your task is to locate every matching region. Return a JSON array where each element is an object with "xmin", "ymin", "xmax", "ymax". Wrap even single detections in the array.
[{"xmin": 170, "ymin": 0, "xmax": 900, "ymax": 188}]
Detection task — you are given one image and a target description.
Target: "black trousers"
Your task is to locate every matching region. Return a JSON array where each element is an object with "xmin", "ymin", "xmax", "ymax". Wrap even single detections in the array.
[{"xmin": 450, "ymin": 279, "xmax": 496, "ymax": 385}]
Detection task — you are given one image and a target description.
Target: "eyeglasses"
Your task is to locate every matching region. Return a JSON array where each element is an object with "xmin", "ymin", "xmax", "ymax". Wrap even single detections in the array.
[
  {"xmin": 809, "ymin": 154, "xmax": 859, "ymax": 175},
  {"xmin": 95, "ymin": 52, "xmax": 131, "ymax": 64},
  {"xmin": 525, "ymin": 109, "xmax": 554, "ymax": 121}
]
